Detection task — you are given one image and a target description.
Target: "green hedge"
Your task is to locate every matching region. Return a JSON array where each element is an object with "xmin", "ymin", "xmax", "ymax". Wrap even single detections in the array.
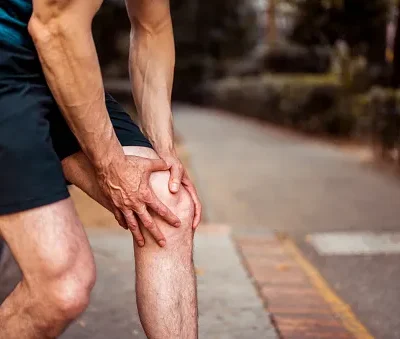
[
  {"xmin": 205, "ymin": 74, "xmax": 400, "ymax": 167},
  {"xmin": 352, "ymin": 88, "xmax": 400, "ymax": 162},
  {"xmin": 205, "ymin": 74, "xmax": 358, "ymax": 136}
]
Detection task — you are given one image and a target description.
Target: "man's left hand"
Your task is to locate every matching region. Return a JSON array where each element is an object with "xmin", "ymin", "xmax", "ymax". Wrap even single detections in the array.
[{"xmin": 160, "ymin": 153, "xmax": 202, "ymax": 229}]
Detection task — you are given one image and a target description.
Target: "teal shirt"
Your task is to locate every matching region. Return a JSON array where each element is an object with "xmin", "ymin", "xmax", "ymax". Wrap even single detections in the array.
[{"xmin": 0, "ymin": 0, "xmax": 33, "ymax": 48}]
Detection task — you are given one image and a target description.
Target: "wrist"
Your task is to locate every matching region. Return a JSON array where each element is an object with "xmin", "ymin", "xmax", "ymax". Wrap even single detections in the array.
[
  {"xmin": 89, "ymin": 133, "xmax": 126, "ymax": 173},
  {"xmin": 144, "ymin": 131, "xmax": 175, "ymax": 157},
  {"xmin": 154, "ymin": 144, "xmax": 176, "ymax": 158},
  {"xmin": 141, "ymin": 117, "xmax": 174, "ymax": 157}
]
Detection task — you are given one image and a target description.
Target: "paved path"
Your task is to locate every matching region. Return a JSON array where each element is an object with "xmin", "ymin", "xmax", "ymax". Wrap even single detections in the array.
[
  {"xmin": 174, "ymin": 105, "xmax": 400, "ymax": 339},
  {"xmin": 174, "ymin": 105, "xmax": 400, "ymax": 234},
  {"xmin": 0, "ymin": 217, "xmax": 276, "ymax": 339},
  {"xmin": 62, "ymin": 226, "xmax": 276, "ymax": 339},
  {"xmin": 0, "ymin": 105, "xmax": 278, "ymax": 338},
  {"xmin": 4, "ymin": 103, "xmax": 400, "ymax": 337}
]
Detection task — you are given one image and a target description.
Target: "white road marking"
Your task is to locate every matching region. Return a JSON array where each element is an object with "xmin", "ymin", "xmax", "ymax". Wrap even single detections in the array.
[{"xmin": 308, "ymin": 232, "xmax": 400, "ymax": 255}]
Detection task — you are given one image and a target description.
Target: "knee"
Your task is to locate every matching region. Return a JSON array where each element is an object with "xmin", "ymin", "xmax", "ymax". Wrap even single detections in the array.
[
  {"xmin": 150, "ymin": 172, "xmax": 195, "ymax": 245},
  {"xmin": 49, "ymin": 270, "xmax": 95, "ymax": 321},
  {"xmin": 171, "ymin": 188, "xmax": 195, "ymax": 233},
  {"xmin": 39, "ymin": 252, "xmax": 96, "ymax": 328}
]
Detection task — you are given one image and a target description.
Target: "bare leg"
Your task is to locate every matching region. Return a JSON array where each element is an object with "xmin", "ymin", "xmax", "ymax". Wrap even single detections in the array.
[
  {"xmin": 62, "ymin": 146, "xmax": 198, "ymax": 339},
  {"xmin": 0, "ymin": 199, "xmax": 96, "ymax": 339}
]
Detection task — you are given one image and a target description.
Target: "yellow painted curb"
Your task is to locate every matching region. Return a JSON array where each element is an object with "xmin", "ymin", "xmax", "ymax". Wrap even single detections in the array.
[{"xmin": 278, "ymin": 234, "xmax": 374, "ymax": 339}]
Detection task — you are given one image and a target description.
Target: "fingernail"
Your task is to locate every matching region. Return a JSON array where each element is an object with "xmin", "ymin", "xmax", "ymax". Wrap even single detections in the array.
[
  {"xmin": 171, "ymin": 183, "xmax": 179, "ymax": 192},
  {"xmin": 174, "ymin": 221, "xmax": 181, "ymax": 227},
  {"xmin": 138, "ymin": 241, "xmax": 145, "ymax": 247},
  {"xmin": 159, "ymin": 240, "xmax": 166, "ymax": 247}
]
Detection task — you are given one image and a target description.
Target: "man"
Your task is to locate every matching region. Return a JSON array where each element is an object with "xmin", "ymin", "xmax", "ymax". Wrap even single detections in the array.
[{"xmin": 0, "ymin": 0, "xmax": 201, "ymax": 337}]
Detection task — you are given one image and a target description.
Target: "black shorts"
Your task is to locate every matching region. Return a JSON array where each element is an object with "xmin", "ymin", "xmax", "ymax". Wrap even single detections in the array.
[{"xmin": 0, "ymin": 47, "xmax": 152, "ymax": 216}]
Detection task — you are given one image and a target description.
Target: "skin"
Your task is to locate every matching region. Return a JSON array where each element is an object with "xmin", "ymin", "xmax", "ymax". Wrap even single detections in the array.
[
  {"xmin": 28, "ymin": 0, "xmax": 202, "ymax": 246},
  {"xmin": 126, "ymin": 0, "xmax": 201, "ymax": 229},
  {"xmin": 63, "ymin": 146, "xmax": 198, "ymax": 338},
  {"xmin": 0, "ymin": 199, "xmax": 96, "ymax": 339},
  {"xmin": 0, "ymin": 147, "xmax": 198, "ymax": 338},
  {"xmin": 0, "ymin": 0, "xmax": 201, "ymax": 337}
]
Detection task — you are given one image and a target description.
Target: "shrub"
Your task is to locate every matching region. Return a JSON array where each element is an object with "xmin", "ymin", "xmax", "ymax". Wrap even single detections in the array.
[{"xmin": 205, "ymin": 74, "xmax": 357, "ymax": 135}]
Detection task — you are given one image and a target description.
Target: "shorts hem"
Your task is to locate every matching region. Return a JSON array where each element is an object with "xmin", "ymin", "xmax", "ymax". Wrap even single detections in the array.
[
  {"xmin": 59, "ymin": 140, "xmax": 153, "ymax": 162},
  {"xmin": 0, "ymin": 190, "xmax": 70, "ymax": 216},
  {"xmin": 120, "ymin": 139, "xmax": 153, "ymax": 149}
]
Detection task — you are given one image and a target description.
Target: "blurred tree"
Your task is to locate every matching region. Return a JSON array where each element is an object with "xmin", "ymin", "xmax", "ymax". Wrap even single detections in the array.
[
  {"xmin": 196, "ymin": 0, "xmax": 262, "ymax": 61},
  {"xmin": 93, "ymin": 0, "xmax": 267, "ymax": 100},
  {"xmin": 291, "ymin": 0, "xmax": 389, "ymax": 64},
  {"xmin": 267, "ymin": 0, "xmax": 278, "ymax": 44},
  {"xmin": 392, "ymin": 1, "xmax": 400, "ymax": 87},
  {"xmin": 92, "ymin": 0, "xmax": 130, "ymax": 76}
]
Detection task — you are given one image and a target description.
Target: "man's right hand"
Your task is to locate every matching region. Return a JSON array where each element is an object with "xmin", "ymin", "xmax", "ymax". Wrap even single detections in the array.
[{"xmin": 96, "ymin": 155, "xmax": 181, "ymax": 247}]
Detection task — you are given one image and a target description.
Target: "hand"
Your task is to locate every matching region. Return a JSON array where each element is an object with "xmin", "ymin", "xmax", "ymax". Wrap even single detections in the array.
[
  {"xmin": 160, "ymin": 152, "xmax": 202, "ymax": 229},
  {"xmin": 96, "ymin": 155, "xmax": 181, "ymax": 247}
]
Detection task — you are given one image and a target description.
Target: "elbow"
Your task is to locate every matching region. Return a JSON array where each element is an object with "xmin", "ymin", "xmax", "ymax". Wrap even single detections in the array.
[
  {"xmin": 28, "ymin": 14, "xmax": 87, "ymax": 47},
  {"xmin": 28, "ymin": 15, "xmax": 55, "ymax": 45},
  {"xmin": 28, "ymin": 11, "xmax": 72, "ymax": 46},
  {"xmin": 28, "ymin": 0, "xmax": 69, "ymax": 41},
  {"xmin": 127, "ymin": 0, "xmax": 171, "ymax": 35},
  {"xmin": 28, "ymin": 0, "xmax": 96, "ymax": 44},
  {"xmin": 132, "ymin": 14, "xmax": 171, "ymax": 36}
]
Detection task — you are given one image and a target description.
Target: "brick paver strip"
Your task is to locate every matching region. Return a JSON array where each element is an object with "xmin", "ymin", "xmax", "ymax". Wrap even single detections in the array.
[{"xmin": 235, "ymin": 235, "xmax": 355, "ymax": 339}]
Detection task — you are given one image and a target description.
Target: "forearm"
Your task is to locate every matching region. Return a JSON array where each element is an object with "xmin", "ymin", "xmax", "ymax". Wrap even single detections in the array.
[
  {"xmin": 28, "ymin": 0, "xmax": 124, "ymax": 169},
  {"xmin": 128, "ymin": 5, "xmax": 176, "ymax": 155}
]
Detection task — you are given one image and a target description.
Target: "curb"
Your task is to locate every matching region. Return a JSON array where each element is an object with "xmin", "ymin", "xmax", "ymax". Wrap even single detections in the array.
[{"xmin": 235, "ymin": 233, "xmax": 373, "ymax": 339}]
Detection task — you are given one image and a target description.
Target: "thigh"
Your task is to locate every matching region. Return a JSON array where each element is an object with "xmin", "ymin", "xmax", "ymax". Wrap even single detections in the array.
[{"xmin": 0, "ymin": 199, "xmax": 94, "ymax": 287}]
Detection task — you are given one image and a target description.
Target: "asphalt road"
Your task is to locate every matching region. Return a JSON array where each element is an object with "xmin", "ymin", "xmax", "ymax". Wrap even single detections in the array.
[{"xmin": 175, "ymin": 104, "xmax": 400, "ymax": 339}]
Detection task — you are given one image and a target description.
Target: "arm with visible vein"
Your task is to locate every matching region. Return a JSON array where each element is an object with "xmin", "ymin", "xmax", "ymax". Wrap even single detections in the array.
[
  {"xmin": 28, "ymin": 0, "xmax": 125, "ymax": 169},
  {"xmin": 125, "ymin": 0, "xmax": 175, "ymax": 158},
  {"xmin": 28, "ymin": 0, "xmax": 181, "ymax": 245}
]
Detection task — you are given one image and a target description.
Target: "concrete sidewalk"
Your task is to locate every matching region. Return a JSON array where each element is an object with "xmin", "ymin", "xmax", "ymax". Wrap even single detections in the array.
[
  {"xmin": 60, "ymin": 225, "xmax": 277, "ymax": 338},
  {"xmin": 173, "ymin": 105, "xmax": 400, "ymax": 338}
]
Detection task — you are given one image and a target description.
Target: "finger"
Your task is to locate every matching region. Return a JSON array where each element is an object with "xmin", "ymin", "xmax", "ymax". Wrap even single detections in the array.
[
  {"xmin": 136, "ymin": 205, "xmax": 167, "ymax": 247},
  {"xmin": 169, "ymin": 163, "xmax": 183, "ymax": 193},
  {"xmin": 147, "ymin": 192, "xmax": 181, "ymax": 227},
  {"xmin": 114, "ymin": 209, "xmax": 128, "ymax": 230},
  {"xmin": 123, "ymin": 211, "xmax": 145, "ymax": 247},
  {"xmin": 146, "ymin": 158, "xmax": 169, "ymax": 172},
  {"xmin": 183, "ymin": 176, "xmax": 202, "ymax": 229}
]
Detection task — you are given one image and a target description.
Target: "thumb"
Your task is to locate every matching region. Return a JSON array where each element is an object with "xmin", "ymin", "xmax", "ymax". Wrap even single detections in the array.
[
  {"xmin": 147, "ymin": 159, "xmax": 169, "ymax": 172},
  {"xmin": 169, "ymin": 163, "xmax": 183, "ymax": 193}
]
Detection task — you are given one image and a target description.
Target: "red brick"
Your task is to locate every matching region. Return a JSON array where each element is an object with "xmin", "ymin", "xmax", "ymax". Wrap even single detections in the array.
[{"xmin": 235, "ymin": 235, "xmax": 355, "ymax": 339}]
